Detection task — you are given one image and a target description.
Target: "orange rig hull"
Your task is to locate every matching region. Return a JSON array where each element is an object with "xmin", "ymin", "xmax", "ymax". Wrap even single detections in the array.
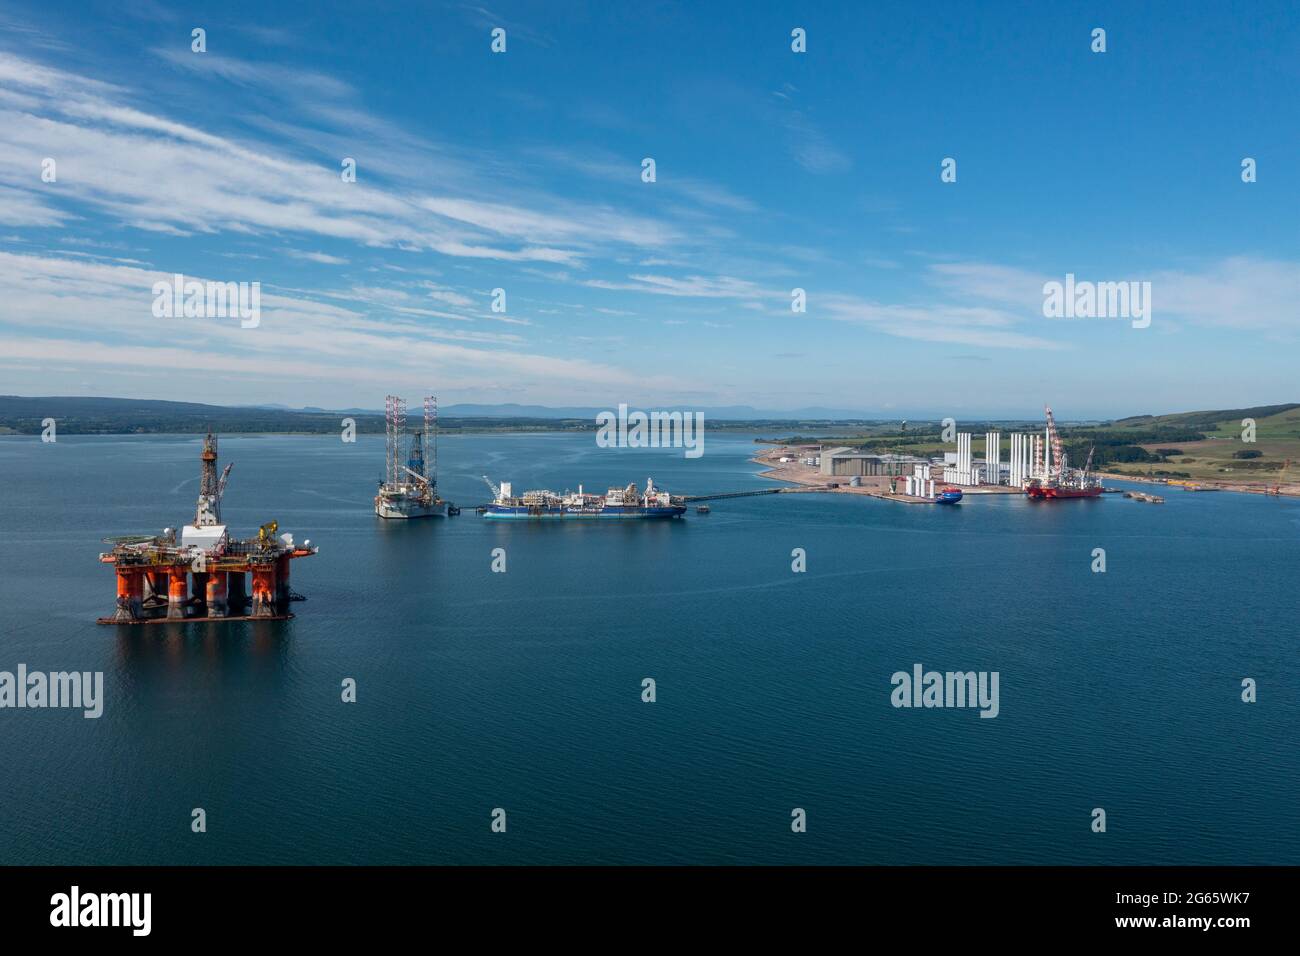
[{"xmin": 97, "ymin": 547, "xmax": 316, "ymax": 625}]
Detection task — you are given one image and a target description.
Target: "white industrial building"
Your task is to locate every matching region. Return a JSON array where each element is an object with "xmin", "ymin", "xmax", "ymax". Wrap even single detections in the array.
[{"xmin": 821, "ymin": 448, "xmax": 931, "ymax": 477}]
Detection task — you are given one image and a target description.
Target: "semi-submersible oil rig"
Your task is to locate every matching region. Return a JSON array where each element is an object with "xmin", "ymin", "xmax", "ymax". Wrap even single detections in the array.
[{"xmin": 97, "ymin": 433, "xmax": 317, "ymax": 624}]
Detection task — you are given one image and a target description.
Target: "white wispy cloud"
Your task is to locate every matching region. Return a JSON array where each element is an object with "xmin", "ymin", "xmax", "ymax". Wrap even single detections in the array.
[
  {"xmin": 770, "ymin": 87, "xmax": 850, "ymax": 175},
  {"xmin": 152, "ymin": 47, "xmax": 353, "ymax": 99},
  {"xmin": 287, "ymin": 249, "xmax": 348, "ymax": 265},
  {"xmin": 818, "ymin": 293, "xmax": 1066, "ymax": 350},
  {"xmin": 1150, "ymin": 257, "xmax": 1300, "ymax": 332},
  {"xmin": 0, "ymin": 251, "xmax": 687, "ymax": 393},
  {"xmin": 419, "ymin": 283, "xmax": 475, "ymax": 308},
  {"xmin": 927, "ymin": 258, "xmax": 1300, "ymax": 334},
  {"xmin": 417, "ymin": 195, "xmax": 679, "ymax": 247},
  {"xmin": 526, "ymin": 145, "xmax": 759, "ymax": 217},
  {"xmin": 585, "ymin": 273, "xmax": 778, "ymax": 299},
  {"xmin": 0, "ymin": 184, "xmax": 70, "ymax": 227},
  {"xmin": 0, "ymin": 50, "xmax": 683, "ymax": 265}
]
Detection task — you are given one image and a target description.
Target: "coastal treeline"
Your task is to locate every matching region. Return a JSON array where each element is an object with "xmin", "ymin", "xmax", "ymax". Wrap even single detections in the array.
[{"xmin": 0, "ymin": 397, "xmax": 591, "ymax": 436}]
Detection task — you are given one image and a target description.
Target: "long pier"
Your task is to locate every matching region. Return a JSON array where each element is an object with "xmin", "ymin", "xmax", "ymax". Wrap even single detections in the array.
[{"xmin": 681, "ymin": 486, "xmax": 828, "ymax": 502}]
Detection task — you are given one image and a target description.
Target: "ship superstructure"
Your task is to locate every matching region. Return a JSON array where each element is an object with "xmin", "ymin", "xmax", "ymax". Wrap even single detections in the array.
[
  {"xmin": 480, "ymin": 477, "xmax": 686, "ymax": 519},
  {"xmin": 375, "ymin": 395, "xmax": 451, "ymax": 519}
]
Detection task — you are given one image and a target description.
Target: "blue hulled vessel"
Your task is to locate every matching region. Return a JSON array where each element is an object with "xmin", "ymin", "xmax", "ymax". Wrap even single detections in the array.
[{"xmin": 481, "ymin": 478, "xmax": 686, "ymax": 520}]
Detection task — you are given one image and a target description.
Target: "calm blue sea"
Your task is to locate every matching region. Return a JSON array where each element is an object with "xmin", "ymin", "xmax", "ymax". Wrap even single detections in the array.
[{"xmin": 0, "ymin": 432, "xmax": 1296, "ymax": 864}]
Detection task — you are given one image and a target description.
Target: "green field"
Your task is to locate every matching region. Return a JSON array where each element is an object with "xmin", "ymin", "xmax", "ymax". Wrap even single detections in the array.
[{"xmin": 1101, "ymin": 404, "xmax": 1300, "ymax": 484}]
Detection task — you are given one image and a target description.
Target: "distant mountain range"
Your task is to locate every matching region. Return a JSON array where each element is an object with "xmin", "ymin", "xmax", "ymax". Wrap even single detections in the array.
[
  {"xmin": 2, "ymin": 395, "xmax": 1294, "ymax": 437},
  {"xmin": 246, "ymin": 401, "xmax": 888, "ymax": 420},
  {"xmin": 0, "ymin": 395, "xmax": 894, "ymax": 436}
]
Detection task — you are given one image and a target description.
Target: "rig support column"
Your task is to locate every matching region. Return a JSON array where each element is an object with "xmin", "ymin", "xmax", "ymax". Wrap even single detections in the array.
[
  {"xmin": 227, "ymin": 571, "xmax": 247, "ymax": 615},
  {"xmin": 167, "ymin": 568, "xmax": 188, "ymax": 619},
  {"xmin": 190, "ymin": 571, "xmax": 208, "ymax": 616},
  {"xmin": 113, "ymin": 568, "xmax": 144, "ymax": 621},
  {"xmin": 251, "ymin": 566, "xmax": 277, "ymax": 618},
  {"xmin": 205, "ymin": 571, "xmax": 228, "ymax": 618},
  {"xmin": 275, "ymin": 554, "xmax": 291, "ymax": 613}
]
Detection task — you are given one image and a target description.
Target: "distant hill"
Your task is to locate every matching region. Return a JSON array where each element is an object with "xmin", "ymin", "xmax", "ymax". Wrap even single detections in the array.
[
  {"xmin": 1113, "ymin": 403, "xmax": 1300, "ymax": 429},
  {"xmin": 0, "ymin": 396, "xmax": 588, "ymax": 436},
  {"xmin": 3, "ymin": 396, "xmax": 1295, "ymax": 440},
  {"xmin": 0, "ymin": 395, "xmax": 385, "ymax": 435},
  {"xmin": 1068, "ymin": 403, "xmax": 1300, "ymax": 481},
  {"xmin": 249, "ymin": 401, "xmax": 894, "ymax": 420},
  {"xmin": 440, "ymin": 403, "xmax": 885, "ymax": 420},
  {"xmin": 0, "ymin": 395, "xmax": 884, "ymax": 435}
]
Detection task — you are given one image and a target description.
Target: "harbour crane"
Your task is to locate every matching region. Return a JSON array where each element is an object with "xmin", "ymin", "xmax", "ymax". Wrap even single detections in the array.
[
  {"xmin": 481, "ymin": 476, "xmax": 501, "ymax": 499},
  {"xmin": 1081, "ymin": 445, "xmax": 1096, "ymax": 480}
]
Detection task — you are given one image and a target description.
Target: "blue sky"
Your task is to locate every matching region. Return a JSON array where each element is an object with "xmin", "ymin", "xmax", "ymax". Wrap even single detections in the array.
[{"xmin": 0, "ymin": 0, "xmax": 1296, "ymax": 418}]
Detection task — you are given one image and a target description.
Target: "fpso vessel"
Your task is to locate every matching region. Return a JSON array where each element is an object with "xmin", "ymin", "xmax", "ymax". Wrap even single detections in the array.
[{"xmin": 481, "ymin": 478, "xmax": 686, "ymax": 520}]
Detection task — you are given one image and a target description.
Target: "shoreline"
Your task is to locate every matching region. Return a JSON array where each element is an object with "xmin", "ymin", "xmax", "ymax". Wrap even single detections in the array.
[
  {"xmin": 753, "ymin": 446, "xmax": 1300, "ymax": 502},
  {"xmin": 750, "ymin": 445, "xmax": 1019, "ymax": 505},
  {"xmin": 1096, "ymin": 471, "xmax": 1300, "ymax": 498}
]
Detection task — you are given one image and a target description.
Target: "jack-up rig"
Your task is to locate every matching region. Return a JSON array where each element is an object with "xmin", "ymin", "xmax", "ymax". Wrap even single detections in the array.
[
  {"xmin": 374, "ymin": 395, "xmax": 455, "ymax": 518},
  {"xmin": 96, "ymin": 432, "xmax": 317, "ymax": 624}
]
